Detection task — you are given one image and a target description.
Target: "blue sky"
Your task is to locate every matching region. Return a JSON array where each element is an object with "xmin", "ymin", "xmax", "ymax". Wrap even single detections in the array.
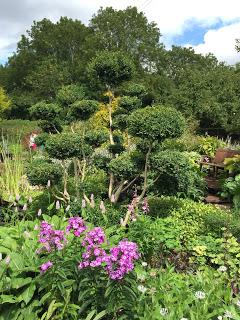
[{"xmin": 1, "ymin": 0, "xmax": 240, "ymax": 65}]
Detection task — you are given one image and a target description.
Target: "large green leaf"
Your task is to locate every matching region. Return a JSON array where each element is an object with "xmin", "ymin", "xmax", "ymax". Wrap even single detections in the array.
[
  {"xmin": 19, "ymin": 283, "xmax": 36, "ymax": 304},
  {"xmin": 9, "ymin": 253, "xmax": 26, "ymax": 271}
]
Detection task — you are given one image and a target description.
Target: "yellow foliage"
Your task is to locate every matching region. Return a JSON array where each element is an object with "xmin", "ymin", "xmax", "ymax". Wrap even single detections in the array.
[
  {"xmin": 88, "ymin": 95, "xmax": 119, "ymax": 130},
  {"xmin": 0, "ymin": 87, "xmax": 11, "ymax": 117}
]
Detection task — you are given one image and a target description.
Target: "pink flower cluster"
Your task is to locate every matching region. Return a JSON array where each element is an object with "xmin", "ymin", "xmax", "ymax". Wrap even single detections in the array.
[
  {"xmin": 66, "ymin": 217, "xmax": 87, "ymax": 237},
  {"xmin": 106, "ymin": 240, "xmax": 139, "ymax": 280},
  {"xmin": 39, "ymin": 221, "xmax": 66, "ymax": 251},
  {"xmin": 39, "ymin": 218, "xmax": 139, "ymax": 280},
  {"xmin": 40, "ymin": 260, "xmax": 53, "ymax": 273},
  {"xmin": 81, "ymin": 227, "xmax": 106, "ymax": 249},
  {"xmin": 79, "ymin": 227, "xmax": 108, "ymax": 269}
]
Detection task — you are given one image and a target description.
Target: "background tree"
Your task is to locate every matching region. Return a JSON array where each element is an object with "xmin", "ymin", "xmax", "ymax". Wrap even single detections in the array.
[{"xmin": 0, "ymin": 87, "xmax": 11, "ymax": 118}]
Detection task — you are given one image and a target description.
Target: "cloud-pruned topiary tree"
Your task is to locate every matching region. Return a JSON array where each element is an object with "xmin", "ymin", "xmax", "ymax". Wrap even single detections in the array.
[{"xmin": 128, "ymin": 105, "xmax": 186, "ymax": 200}]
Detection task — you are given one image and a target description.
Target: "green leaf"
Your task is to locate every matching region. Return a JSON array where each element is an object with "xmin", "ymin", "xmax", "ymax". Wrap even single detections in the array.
[
  {"xmin": 11, "ymin": 277, "xmax": 32, "ymax": 289},
  {"xmin": 93, "ymin": 310, "xmax": 107, "ymax": 320},
  {"xmin": 10, "ymin": 253, "xmax": 25, "ymax": 271},
  {"xmin": 19, "ymin": 283, "xmax": 36, "ymax": 304},
  {"xmin": 0, "ymin": 294, "xmax": 18, "ymax": 304},
  {"xmin": 85, "ymin": 310, "xmax": 96, "ymax": 320}
]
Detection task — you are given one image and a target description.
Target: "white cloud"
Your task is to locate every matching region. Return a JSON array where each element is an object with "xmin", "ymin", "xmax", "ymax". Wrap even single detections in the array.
[
  {"xmin": 186, "ymin": 22, "xmax": 240, "ymax": 64},
  {"xmin": 1, "ymin": 0, "xmax": 240, "ymax": 64}
]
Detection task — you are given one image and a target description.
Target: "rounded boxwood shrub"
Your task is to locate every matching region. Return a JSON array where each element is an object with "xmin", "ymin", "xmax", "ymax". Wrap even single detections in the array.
[
  {"xmin": 85, "ymin": 130, "xmax": 109, "ymax": 147},
  {"xmin": 118, "ymin": 96, "xmax": 142, "ymax": 111},
  {"xmin": 69, "ymin": 99, "xmax": 99, "ymax": 121},
  {"xmin": 121, "ymin": 82, "xmax": 147, "ymax": 99},
  {"xmin": 151, "ymin": 150, "xmax": 205, "ymax": 200},
  {"xmin": 45, "ymin": 133, "xmax": 92, "ymax": 160},
  {"xmin": 57, "ymin": 84, "xmax": 85, "ymax": 107},
  {"xmin": 27, "ymin": 159, "xmax": 63, "ymax": 186},
  {"xmin": 147, "ymin": 196, "xmax": 184, "ymax": 218},
  {"xmin": 30, "ymin": 102, "xmax": 61, "ymax": 120},
  {"xmin": 108, "ymin": 152, "xmax": 139, "ymax": 179},
  {"xmin": 128, "ymin": 105, "xmax": 186, "ymax": 143},
  {"xmin": 87, "ymin": 51, "xmax": 135, "ymax": 87}
]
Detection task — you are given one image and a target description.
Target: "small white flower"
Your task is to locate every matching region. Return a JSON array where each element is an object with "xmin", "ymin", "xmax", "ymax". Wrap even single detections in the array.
[
  {"xmin": 34, "ymin": 225, "xmax": 39, "ymax": 230},
  {"xmin": 37, "ymin": 208, "xmax": 42, "ymax": 216},
  {"xmin": 65, "ymin": 205, "xmax": 70, "ymax": 212},
  {"xmin": 99, "ymin": 201, "xmax": 106, "ymax": 213},
  {"xmin": 160, "ymin": 308, "xmax": 168, "ymax": 316},
  {"xmin": 142, "ymin": 261, "xmax": 148, "ymax": 267},
  {"xmin": 137, "ymin": 274, "xmax": 146, "ymax": 281},
  {"xmin": 47, "ymin": 180, "xmax": 51, "ymax": 188},
  {"xmin": 235, "ymin": 299, "xmax": 240, "ymax": 307},
  {"xmin": 16, "ymin": 194, "xmax": 20, "ymax": 201},
  {"xmin": 0, "ymin": 253, "xmax": 2, "ymax": 260},
  {"xmin": 28, "ymin": 196, "xmax": 33, "ymax": 203},
  {"xmin": 218, "ymin": 265, "xmax": 227, "ymax": 272},
  {"xmin": 224, "ymin": 311, "xmax": 234, "ymax": 318},
  {"xmin": 195, "ymin": 291, "xmax": 206, "ymax": 300},
  {"xmin": 24, "ymin": 231, "xmax": 31, "ymax": 238},
  {"xmin": 5, "ymin": 256, "xmax": 11, "ymax": 265},
  {"xmin": 82, "ymin": 199, "xmax": 86, "ymax": 208},
  {"xmin": 137, "ymin": 285, "xmax": 147, "ymax": 293},
  {"xmin": 56, "ymin": 201, "xmax": 60, "ymax": 210},
  {"xmin": 217, "ymin": 317, "xmax": 223, "ymax": 320},
  {"xmin": 22, "ymin": 203, "xmax": 27, "ymax": 211}
]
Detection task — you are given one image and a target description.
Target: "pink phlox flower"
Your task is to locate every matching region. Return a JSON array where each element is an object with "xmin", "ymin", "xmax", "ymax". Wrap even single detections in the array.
[
  {"xmin": 40, "ymin": 261, "xmax": 53, "ymax": 273},
  {"xmin": 106, "ymin": 240, "xmax": 139, "ymax": 280},
  {"xmin": 39, "ymin": 221, "xmax": 66, "ymax": 251},
  {"xmin": 82, "ymin": 227, "xmax": 106, "ymax": 248},
  {"xmin": 66, "ymin": 217, "xmax": 87, "ymax": 237}
]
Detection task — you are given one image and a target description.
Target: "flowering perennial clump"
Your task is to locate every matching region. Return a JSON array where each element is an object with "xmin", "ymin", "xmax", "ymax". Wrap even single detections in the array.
[
  {"xmin": 39, "ymin": 217, "xmax": 139, "ymax": 280},
  {"xmin": 39, "ymin": 221, "xmax": 66, "ymax": 251},
  {"xmin": 66, "ymin": 217, "xmax": 87, "ymax": 237},
  {"xmin": 106, "ymin": 240, "xmax": 139, "ymax": 280}
]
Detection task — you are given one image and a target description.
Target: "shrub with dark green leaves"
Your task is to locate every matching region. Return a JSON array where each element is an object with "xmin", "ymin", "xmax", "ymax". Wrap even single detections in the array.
[
  {"xmin": 118, "ymin": 96, "xmax": 142, "ymax": 111},
  {"xmin": 69, "ymin": 99, "xmax": 99, "ymax": 121},
  {"xmin": 121, "ymin": 82, "xmax": 147, "ymax": 99},
  {"xmin": 87, "ymin": 51, "xmax": 135, "ymax": 88},
  {"xmin": 151, "ymin": 150, "xmax": 205, "ymax": 199},
  {"xmin": 147, "ymin": 196, "xmax": 184, "ymax": 218},
  {"xmin": 45, "ymin": 133, "xmax": 92, "ymax": 160},
  {"xmin": 128, "ymin": 105, "xmax": 186, "ymax": 143},
  {"xmin": 108, "ymin": 152, "xmax": 139, "ymax": 179},
  {"xmin": 30, "ymin": 102, "xmax": 61, "ymax": 120},
  {"xmin": 27, "ymin": 159, "xmax": 63, "ymax": 186},
  {"xmin": 56, "ymin": 84, "xmax": 85, "ymax": 107},
  {"xmin": 85, "ymin": 130, "xmax": 109, "ymax": 147}
]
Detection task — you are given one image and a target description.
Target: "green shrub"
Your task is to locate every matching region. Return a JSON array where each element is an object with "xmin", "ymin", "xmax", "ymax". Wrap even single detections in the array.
[
  {"xmin": 128, "ymin": 105, "xmax": 186, "ymax": 143},
  {"xmin": 119, "ymin": 96, "xmax": 142, "ymax": 111},
  {"xmin": 56, "ymin": 84, "xmax": 85, "ymax": 107},
  {"xmin": 121, "ymin": 82, "xmax": 147, "ymax": 99},
  {"xmin": 69, "ymin": 99, "xmax": 99, "ymax": 121},
  {"xmin": 27, "ymin": 159, "xmax": 63, "ymax": 186},
  {"xmin": 151, "ymin": 150, "xmax": 205, "ymax": 200},
  {"xmin": 147, "ymin": 196, "xmax": 184, "ymax": 218},
  {"xmin": 45, "ymin": 133, "xmax": 92, "ymax": 160},
  {"xmin": 193, "ymin": 135, "xmax": 226, "ymax": 157},
  {"xmin": 30, "ymin": 102, "xmax": 61, "ymax": 120},
  {"xmin": 85, "ymin": 130, "xmax": 109, "ymax": 147},
  {"xmin": 80, "ymin": 168, "xmax": 108, "ymax": 198},
  {"xmin": 108, "ymin": 152, "xmax": 139, "ymax": 179}
]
